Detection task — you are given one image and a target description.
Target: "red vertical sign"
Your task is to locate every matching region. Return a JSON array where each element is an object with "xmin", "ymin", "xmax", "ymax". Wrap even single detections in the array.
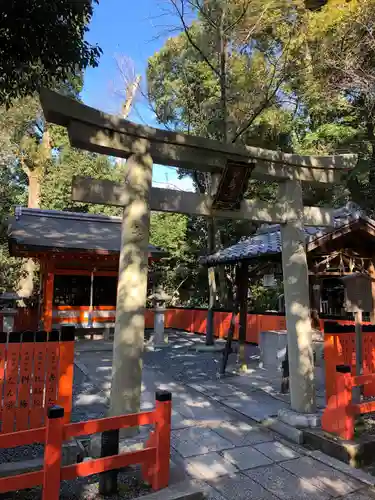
[
  {"xmin": 45, "ymin": 330, "xmax": 60, "ymax": 413},
  {"xmin": 3, "ymin": 333, "xmax": 21, "ymax": 434},
  {"xmin": 30, "ymin": 331, "xmax": 48, "ymax": 428},
  {"xmin": 16, "ymin": 331, "xmax": 35, "ymax": 431},
  {"xmin": 0, "ymin": 333, "xmax": 7, "ymax": 433}
]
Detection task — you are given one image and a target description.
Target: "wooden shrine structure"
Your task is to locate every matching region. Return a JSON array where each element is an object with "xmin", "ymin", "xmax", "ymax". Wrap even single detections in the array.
[
  {"xmin": 203, "ymin": 203, "xmax": 375, "ymax": 319},
  {"xmin": 39, "ymin": 87, "xmax": 357, "ymax": 416},
  {"xmin": 8, "ymin": 207, "xmax": 167, "ymax": 332}
]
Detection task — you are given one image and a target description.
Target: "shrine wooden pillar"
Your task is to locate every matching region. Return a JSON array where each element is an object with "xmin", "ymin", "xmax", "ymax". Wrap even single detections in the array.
[
  {"xmin": 238, "ymin": 261, "xmax": 249, "ymax": 369},
  {"xmin": 367, "ymin": 261, "xmax": 375, "ymax": 324},
  {"xmin": 43, "ymin": 262, "xmax": 54, "ymax": 332},
  {"xmin": 309, "ymin": 274, "xmax": 321, "ymax": 325}
]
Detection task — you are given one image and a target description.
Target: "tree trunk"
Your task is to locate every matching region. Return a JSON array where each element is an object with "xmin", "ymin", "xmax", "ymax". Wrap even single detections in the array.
[
  {"xmin": 216, "ymin": 10, "xmax": 230, "ymax": 308},
  {"xmin": 18, "ymin": 127, "xmax": 50, "ymax": 299},
  {"xmin": 17, "ymin": 169, "xmax": 41, "ymax": 299},
  {"xmin": 367, "ymin": 122, "xmax": 375, "ymax": 204},
  {"xmin": 28, "ymin": 172, "xmax": 41, "ymax": 208}
]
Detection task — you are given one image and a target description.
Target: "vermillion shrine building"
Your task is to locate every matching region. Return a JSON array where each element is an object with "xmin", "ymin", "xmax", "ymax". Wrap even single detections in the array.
[{"xmin": 8, "ymin": 207, "xmax": 167, "ymax": 332}]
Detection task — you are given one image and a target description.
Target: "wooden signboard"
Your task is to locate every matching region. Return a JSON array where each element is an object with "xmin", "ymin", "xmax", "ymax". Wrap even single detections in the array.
[{"xmin": 212, "ymin": 160, "xmax": 255, "ymax": 210}]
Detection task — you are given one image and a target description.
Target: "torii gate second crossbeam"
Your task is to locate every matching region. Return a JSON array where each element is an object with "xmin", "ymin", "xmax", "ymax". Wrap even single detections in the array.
[{"xmin": 40, "ymin": 88, "xmax": 357, "ymax": 417}]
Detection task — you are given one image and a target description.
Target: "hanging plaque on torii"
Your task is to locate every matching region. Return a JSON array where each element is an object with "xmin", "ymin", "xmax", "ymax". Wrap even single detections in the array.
[{"xmin": 212, "ymin": 160, "xmax": 255, "ymax": 210}]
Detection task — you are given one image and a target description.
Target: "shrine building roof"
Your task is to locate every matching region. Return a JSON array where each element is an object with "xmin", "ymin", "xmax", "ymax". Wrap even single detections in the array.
[
  {"xmin": 202, "ymin": 203, "xmax": 375, "ymax": 266},
  {"xmin": 8, "ymin": 207, "xmax": 167, "ymax": 258}
]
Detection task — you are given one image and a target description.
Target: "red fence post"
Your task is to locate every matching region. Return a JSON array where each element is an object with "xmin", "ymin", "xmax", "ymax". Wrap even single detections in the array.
[
  {"xmin": 322, "ymin": 365, "xmax": 355, "ymax": 440},
  {"xmin": 58, "ymin": 326, "xmax": 75, "ymax": 423},
  {"xmin": 42, "ymin": 405, "xmax": 64, "ymax": 500},
  {"xmin": 152, "ymin": 390, "xmax": 172, "ymax": 490}
]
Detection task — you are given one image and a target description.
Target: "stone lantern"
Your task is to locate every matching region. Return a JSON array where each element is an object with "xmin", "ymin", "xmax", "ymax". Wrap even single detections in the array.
[
  {"xmin": 148, "ymin": 286, "xmax": 171, "ymax": 346},
  {"xmin": 0, "ymin": 292, "xmax": 20, "ymax": 333}
]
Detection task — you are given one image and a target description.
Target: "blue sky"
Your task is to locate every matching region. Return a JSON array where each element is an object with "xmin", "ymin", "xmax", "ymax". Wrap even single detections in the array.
[{"xmin": 81, "ymin": 0, "xmax": 193, "ymax": 191}]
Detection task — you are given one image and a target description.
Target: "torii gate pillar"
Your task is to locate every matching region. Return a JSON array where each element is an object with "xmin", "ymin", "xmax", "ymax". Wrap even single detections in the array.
[
  {"xmin": 280, "ymin": 180, "xmax": 315, "ymax": 413},
  {"xmin": 110, "ymin": 153, "xmax": 152, "ymax": 417}
]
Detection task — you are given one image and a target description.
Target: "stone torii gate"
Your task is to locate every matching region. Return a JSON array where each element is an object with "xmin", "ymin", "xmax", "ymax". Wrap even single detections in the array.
[{"xmin": 40, "ymin": 89, "xmax": 356, "ymax": 416}]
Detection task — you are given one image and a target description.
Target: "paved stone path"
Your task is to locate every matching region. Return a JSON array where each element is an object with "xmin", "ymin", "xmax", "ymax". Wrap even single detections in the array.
[{"xmin": 73, "ymin": 333, "xmax": 375, "ymax": 500}]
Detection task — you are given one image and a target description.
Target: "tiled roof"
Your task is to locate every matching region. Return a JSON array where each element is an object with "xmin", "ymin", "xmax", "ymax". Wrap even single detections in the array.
[
  {"xmin": 8, "ymin": 207, "xmax": 167, "ymax": 257},
  {"xmin": 202, "ymin": 203, "xmax": 367, "ymax": 266}
]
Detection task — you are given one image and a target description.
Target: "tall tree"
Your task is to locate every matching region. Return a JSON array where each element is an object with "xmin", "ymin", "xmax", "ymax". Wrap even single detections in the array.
[
  {"xmin": 0, "ymin": 1, "xmax": 101, "ymax": 106},
  {"xmin": 286, "ymin": 0, "xmax": 375, "ymax": 212},
  {"xmin": 148, "ymin": 0, "xmax": 300, "ymax": 340}
]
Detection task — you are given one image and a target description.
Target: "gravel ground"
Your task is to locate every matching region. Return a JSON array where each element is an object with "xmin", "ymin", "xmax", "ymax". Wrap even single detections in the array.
[
  {"xmin": 0, "ymin": 470, "xmax": 151, "ymax": 500},
  {"xmin": 143, "ymin": 330, "xmax": 258, "ymax": 383},
  {"xmin": 71, "ymin": 363, "xmax": 108, "ymax": 422}
]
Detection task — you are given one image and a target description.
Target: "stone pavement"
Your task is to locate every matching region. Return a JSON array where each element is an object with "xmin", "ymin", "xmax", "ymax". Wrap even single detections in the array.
[{"xmin": 73, "ymin": 333, "xmax": 375, "ymax": 500}]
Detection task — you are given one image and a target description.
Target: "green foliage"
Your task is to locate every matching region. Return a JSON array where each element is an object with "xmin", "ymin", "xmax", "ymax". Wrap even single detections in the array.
[
  {"xmin": 249, "ymin": 281, "xmax": 283, "ymax": 312},
  {"xmin": 147, "ymin": 12, "xmax": 296, "ymax": 147},
  {"xmin": 149, "ymin": 213, "xmax": 192, "ymax": 304},
  {"xmin": 0, "ymin": 152, "xmax": 27, "ymax": 293},
  {"xmin": 0, "ymin": 1, "xmax": 101, "ymax": 106},
  {"xmin": 0, "ymin": 93, "xmax": 123, "ymax": 295},
  {"xmin": 41, "ymin": 130, "xmax": 121, "ymax": 216}
]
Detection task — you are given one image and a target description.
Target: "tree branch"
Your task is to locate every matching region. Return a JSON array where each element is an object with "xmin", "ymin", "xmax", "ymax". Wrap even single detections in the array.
[
  {"xmin": 186, "ymin": 0, "xmax": 217, "ymax": 30},
  {"xmin": 224, "ymin": 0, "xmax": 251, "ymax": 35},
  {"xmin": 169, "ymin": 0, "xmax": 220, "ymax": 78}
]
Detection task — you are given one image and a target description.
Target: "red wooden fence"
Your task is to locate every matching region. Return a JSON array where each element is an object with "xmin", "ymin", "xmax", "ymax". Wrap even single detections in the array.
[
  {"xmin": 146, "ymin": 309, "xmax": 375, "ymax": 344},
  {"xmin": 324, "ymin": 328, "xmax": 375, "ymax": 402},
  {"xmin": 322, "ymin": 366, "xmax": 375, "ymax": 440},
  {"xmin": 12, "ymin": 306, "xmax": 372, "ymax": 346},
  {"xmin": 145, "ymin": 309, "xmax": 287, "ymax": 344},
  {"xmin": 0, "ymin": 391, "xmax": 172, "ymax": 499},
  {"xmin": 0, "ymin": 329, "xmax": 74, "ymax": 433}
]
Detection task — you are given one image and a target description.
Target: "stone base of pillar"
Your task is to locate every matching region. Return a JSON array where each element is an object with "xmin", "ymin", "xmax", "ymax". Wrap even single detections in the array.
[
  {"xmin": 278, "ymin": 408, "xmax": 321, "ymax": 429},
  {"xmin": 148, "ymin": 342, "xmax": 170, "ymax": 350},
  {"xmin": 145, "ymin": 331, "xmax": 170, "ymax": 350}
]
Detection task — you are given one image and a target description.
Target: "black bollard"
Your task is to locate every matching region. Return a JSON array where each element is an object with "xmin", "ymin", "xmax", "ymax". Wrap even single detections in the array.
[
  {"xmin": 98, "ymin": 429, "xmax": 120, "ymax": 495},
  {"xmin": 281, "ymin": 348, "xmax": 290, "ymax": 394}
]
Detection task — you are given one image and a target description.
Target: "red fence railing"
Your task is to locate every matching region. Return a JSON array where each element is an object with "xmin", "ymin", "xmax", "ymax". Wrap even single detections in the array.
[
  {"xmin": 324, "ymin": 322, "xmax": 375, "ymax": 402},
  {"xmin": 322, "ymin": 366, "xmax": 375, "ymax": 440},
  {"xmin": 0, "ymin": 391, "xmax": 172, "ymax": 499}
]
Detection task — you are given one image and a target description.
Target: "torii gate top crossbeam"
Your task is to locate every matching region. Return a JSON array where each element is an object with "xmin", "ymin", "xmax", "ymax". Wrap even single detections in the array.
[{"xmin": 40, "ymin": 89, "xmax": 357, "ymax": 185}]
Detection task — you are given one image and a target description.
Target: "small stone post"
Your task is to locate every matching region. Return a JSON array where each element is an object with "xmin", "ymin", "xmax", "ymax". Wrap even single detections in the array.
[
  {"xmin": 280, "ymin": 180, "xmax": 316, "ymax": 413},
  {"xmin": 149, "ymin": 287, "xmax": 171, "ymax": 346},
  {"xmin": 109, "ymin": 153, "xmax": 152, "ymax": 418}
]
